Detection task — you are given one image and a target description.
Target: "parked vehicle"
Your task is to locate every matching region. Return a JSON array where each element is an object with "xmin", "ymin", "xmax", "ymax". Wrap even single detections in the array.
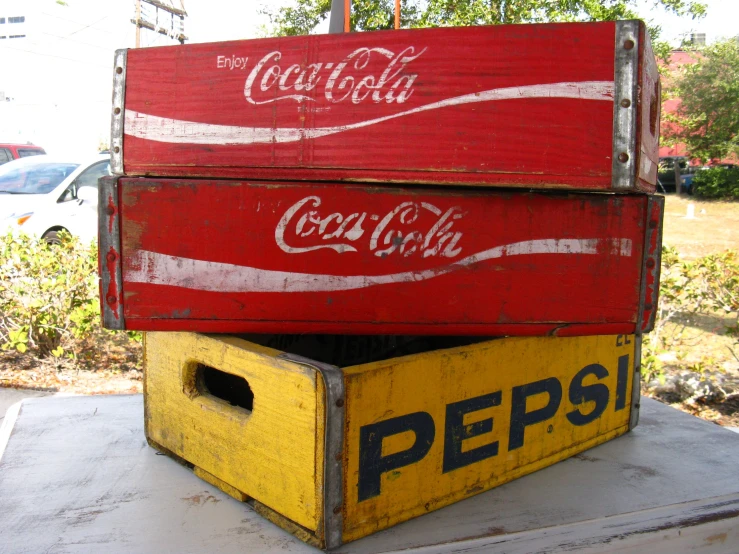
[
  {"xmin": 0, "ymin": 154, "xmax": 110, "ymax": 244},
  {"xmin": 658, "ymin": 156, "xmax": 702, "ymax": 193},
  {"xmin": 0, "ymin": 143, "xmax": 46, "ymax": 166}
]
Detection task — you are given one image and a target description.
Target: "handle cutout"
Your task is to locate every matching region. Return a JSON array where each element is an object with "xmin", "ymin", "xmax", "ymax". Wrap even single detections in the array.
[{"xmin": 195, "ymin": 363, "xmax": 254, "ymax": 412}]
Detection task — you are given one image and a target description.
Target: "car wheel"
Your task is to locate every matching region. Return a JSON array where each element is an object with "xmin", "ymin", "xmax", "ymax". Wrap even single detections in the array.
[{"xmin": 42, "ymin": 230, "xmax": 64, "ymax": 245}]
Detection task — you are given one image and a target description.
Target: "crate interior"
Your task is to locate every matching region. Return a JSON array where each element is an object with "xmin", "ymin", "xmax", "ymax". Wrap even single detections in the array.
[{"xmin": 238, "ymin": 334, "xmax": 496, "ymax": 367}]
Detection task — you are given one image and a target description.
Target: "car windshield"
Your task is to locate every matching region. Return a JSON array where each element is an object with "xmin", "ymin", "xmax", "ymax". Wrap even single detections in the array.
[{"xmin": 0, "ymin": 161, "xmax": 79, "ymax": 194}]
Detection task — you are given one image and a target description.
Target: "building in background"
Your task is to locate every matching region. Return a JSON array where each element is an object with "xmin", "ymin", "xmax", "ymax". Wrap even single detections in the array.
[
  {"xmin": 659, "ymin": 48, "xmax": 701, "ymax": 161},
  {"xmin": 0, "ymin": 1, "xmax": 183, "ymax": 157},
  {"xmin": 0, "ymin": 9, "xmax": 27, "ymax": 41},
  {"xmin": 659, "ymin": 32, "xmax": 737, "ymax": 165}
]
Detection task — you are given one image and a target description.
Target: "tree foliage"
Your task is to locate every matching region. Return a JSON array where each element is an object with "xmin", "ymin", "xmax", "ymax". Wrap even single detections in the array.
[
  {"xmin": 692, "ymin": 166, "xmax": 739, "ymax": 199},
  {"xmin": 261, "ymin": 0, "xmax": 705, "ymax": 40},
  {"xmin": 668, "ymin": 39, "xmax": 739, "ymax": 162}
]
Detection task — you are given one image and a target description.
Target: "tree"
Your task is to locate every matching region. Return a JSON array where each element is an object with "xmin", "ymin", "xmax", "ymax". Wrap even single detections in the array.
[
  {"xmin": 261, "ymin": 0, "xmax": 705, "ymax": 41},
  {"xmin": 668, "ymin": 40, "xmax": 739, "ymax": 162}
]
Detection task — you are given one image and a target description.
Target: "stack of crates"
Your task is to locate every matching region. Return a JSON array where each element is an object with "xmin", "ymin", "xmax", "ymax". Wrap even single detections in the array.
[{"xmin": 99, "ymin": 20, "xmax": 663, "ymax": 549}]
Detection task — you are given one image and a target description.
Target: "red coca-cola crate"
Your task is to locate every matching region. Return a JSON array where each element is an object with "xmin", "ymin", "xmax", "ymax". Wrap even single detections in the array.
[
  {"xmin": 99, "ymin": 177, "xmax": 662, "ymax": 335},
  {"xmin": 111, "ymin": 20, "xmax": 659, "ymax": 192}
]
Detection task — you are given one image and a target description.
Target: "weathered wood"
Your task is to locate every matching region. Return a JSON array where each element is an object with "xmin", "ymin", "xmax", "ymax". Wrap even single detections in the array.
[
  {"xmin": 144, "ymin": 332, "xmax": 639, "ymax": 548},
  {"xmin": 103, "ymin": 177, "xmax": 663, "ymax": 335},
  {"xmin": 1, "ymin": 395, "xmax": 738, "ymax": 553},
  {"xmin": 340, "ymin": 333, "xmax": 637, "ymax": 543},
  {"xmin": 144, "ymin": 332, "xmax": 324, "ymax": 532},
  {"xmin": 114, "ymin": 21, "xmax": 658, "ymax": 192}
]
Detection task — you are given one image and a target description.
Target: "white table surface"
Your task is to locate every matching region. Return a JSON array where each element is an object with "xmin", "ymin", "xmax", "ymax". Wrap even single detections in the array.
[{"xmin": 0, "ymin": 394, "xmax": 737, "ymax": 554}]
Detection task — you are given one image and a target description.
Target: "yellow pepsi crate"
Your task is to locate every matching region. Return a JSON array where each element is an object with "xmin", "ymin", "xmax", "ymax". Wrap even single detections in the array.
[{"xmin": 144, "ymin": 332, "xmax": 640, "ymax": 549}]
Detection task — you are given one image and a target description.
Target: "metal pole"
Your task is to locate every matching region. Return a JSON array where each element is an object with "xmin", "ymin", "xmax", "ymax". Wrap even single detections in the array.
[
  {"xmin": 135, "ymin": 0, "xmax": 141, "ymax": 47},
  {"xmin": 395, "ymin": 0, "xmax": 400, "ymax": 29},
  {"xmin": 328, "ymin": 0, "xmax": 345, "ymax": 34},
  {"xmin": 344, "ymin": 0, "xmax": 350, "ymax": 32}
]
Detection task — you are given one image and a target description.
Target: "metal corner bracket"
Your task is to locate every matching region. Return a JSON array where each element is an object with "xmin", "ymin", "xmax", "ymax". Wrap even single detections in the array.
[
  {"xmin": 636, "ymin": 195, "xmax": 664, "ymax": 333},
  {"xmin": 98, "ymin": 175, "xmax": 125, "ymax": 329},
  {"xmin": 277, "ymin": 352, "xmax": 345, "ymax": 550},
  {"xmin": 110, "ymin": 49, "xmax": 127, "ymax": 175},
  {"xmin": 611, "ymin": 20, "xmax": 639, "ymax": 189},
  {"xmin": 630, "ymin": 334, "xmax": 642, "ymax": 430}
]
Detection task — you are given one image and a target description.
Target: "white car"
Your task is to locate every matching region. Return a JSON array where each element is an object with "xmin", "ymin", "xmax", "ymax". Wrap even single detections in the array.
[{"xmin": 0, "ymin": 154, "xmax": 110, "ymax": 244}]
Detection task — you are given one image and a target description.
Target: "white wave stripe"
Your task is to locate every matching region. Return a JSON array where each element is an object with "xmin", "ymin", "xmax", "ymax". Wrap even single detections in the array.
[
  {"xmin": 124, "ymin": 238, "xmax": 632, "ymax": 293},
  {"xmin": 124, "ymin": 81, "xmax": 614, "ymax": 146}
]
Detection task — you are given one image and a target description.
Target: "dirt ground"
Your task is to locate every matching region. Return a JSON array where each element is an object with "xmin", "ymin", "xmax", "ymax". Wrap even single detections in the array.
[
  {"xmin": 0, "ymin": 331, "xmax": 142, "ymax": 395},
  {"xmin": 1, "ymin": 193, "xmax": 737, "ymax": 428},
  {"xmin": 662, "ymin": 195, "xmax": 739, "ymax": 259},
  {"xmin": 645, "ymin": 194, "xmax": 739, "ymax": 426}
]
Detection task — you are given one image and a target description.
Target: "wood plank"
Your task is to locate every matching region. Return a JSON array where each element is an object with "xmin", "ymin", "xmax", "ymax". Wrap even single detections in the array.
[
  {"xmin": 144, "ymin": 332, "xmax": 324, "ymax": 531},
  {"xmin": 341, "ymin": 334, "xmax": 635, "ymax": 542},
  {"xmin": 118, "ymin": 21, "xmax": 656, "ymax": 192},
  {"xmin": 108, "ymin": 178, "xmax": 656, "ymax": 335},
  {"xmin": 1, "ymin": 396, "xmax": 737, "ymax": 553}
]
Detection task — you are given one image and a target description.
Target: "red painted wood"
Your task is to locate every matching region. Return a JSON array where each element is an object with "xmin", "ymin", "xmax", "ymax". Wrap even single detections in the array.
[
  {"xmin": 121, "ymin": 21, "xmax": 654, "ymax": 192},
  {"xmin": 636, "ymin": 25, "xmax": 660, "ymax": 192},
  {"xmin": 109, "ymin": 178, "xmax": 655, "ymax": 335}
]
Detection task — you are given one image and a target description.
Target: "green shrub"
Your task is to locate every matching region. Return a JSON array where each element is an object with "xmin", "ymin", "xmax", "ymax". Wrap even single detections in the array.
[
  {"xmin": 0, "ymin": 231, "xmax": 100, "ymax": 357},
  {"xmin": 643, "ymin": 246, "xmax": 739, "ymax": 381},
  {"xmin": 692, "ymin": 167, "xmax": 739, "ymax": 199}
]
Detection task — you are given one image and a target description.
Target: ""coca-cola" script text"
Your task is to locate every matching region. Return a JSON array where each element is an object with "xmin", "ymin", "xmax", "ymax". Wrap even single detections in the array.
[
  {"xmin": 216, "ymin": 46, "xmax": 426, "ymax": 106},
  {"xmin": 275, "ymin": 196, "xmax": 465, "ymax": 259}
]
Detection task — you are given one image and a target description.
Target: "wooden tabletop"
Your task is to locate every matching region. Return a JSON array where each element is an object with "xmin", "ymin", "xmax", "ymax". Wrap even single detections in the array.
[{"xmin": 0, "ymin": 394, "xmax": 737, "ymax": 553}]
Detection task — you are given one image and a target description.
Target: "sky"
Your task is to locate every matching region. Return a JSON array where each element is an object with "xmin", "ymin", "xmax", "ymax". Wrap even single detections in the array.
[{"xmin": 0, "ymin": 0, "xmax": 736, "ymax": 157}]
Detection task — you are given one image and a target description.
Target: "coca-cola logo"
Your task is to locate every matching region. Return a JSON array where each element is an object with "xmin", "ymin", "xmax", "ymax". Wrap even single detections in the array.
[
  {"xmin": 217, "ymin": 46, "xmax": 426, "ymax": 106},
  {"xmin": 275, "ymin": 196, "xmax": 465, "ymax": 259}
]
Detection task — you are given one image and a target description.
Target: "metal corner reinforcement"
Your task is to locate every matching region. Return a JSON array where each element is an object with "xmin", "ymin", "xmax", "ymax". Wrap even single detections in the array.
[
  {"xmin": 110, "ymin": 49, "xmax": 127, "ymax": 175},
  {"xmin": 277, "ymin": 353, "xmax": 345, "ymax": 550},
  {"xmin": 637, "ymin": 195, "xmax": 664, "ymax": 334},
  {"xmin": 611, "ymin": 20, "xmax": 639, "ymax": 189},
  {"xmin": 630, "ymin": 335, "xmax": 642, "ymax": 430},
  {"xmin": 98, "ymin": 176, "xmax": 124, "ymax": 329}
]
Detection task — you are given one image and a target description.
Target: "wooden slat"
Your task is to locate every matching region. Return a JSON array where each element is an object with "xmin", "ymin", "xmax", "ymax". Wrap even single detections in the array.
[
  {"xmin": 144, "ymin": 332, "xmax": 324, "ymax": 531},
  {"xmin": 341, "ymin": 334, "xmax": 636, "ymax": 542},
  {"xmin": 112, "ymin": 179, "xmax": 653, "ymax": 335},
  {"xmin": 119, "ymin": 21, "xmax": 656, "ymax": 192},
  {"xmin": 2, "ymin": 395, "xmax": 738, "ymax": 552}
]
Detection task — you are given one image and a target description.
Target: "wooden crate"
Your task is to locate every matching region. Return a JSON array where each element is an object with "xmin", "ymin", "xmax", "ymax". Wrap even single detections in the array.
[
  {"xmin": 111, "ymin": 20, "xmax": 659, "ymax": 192},
  {"xmin": 144, "ymin": 332, "xmax": 641, "ymax": 549},
  {"xmin": 100, "ymin": 177, "xmax": 663, "ymax": 335}
]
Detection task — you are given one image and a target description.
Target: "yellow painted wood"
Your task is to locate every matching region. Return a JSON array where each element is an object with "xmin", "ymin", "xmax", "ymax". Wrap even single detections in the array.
[
  {"xmin": 146, "ymin": 332, "xmax": 636, "ymax": 548},
  {"xmin": 252, "ymin": 501, "xmax": 323, "ymax": 549},
  {"xmin": 144, "ymin": 332, "xmax": 324, "ymax": 531},
  {"xmin": 193, "ymin": 466, "xmax": 249, "ymax": 502},
  {"xmin": 341, "ymin": 334, "xmax": 635, "ymax": 542}
]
